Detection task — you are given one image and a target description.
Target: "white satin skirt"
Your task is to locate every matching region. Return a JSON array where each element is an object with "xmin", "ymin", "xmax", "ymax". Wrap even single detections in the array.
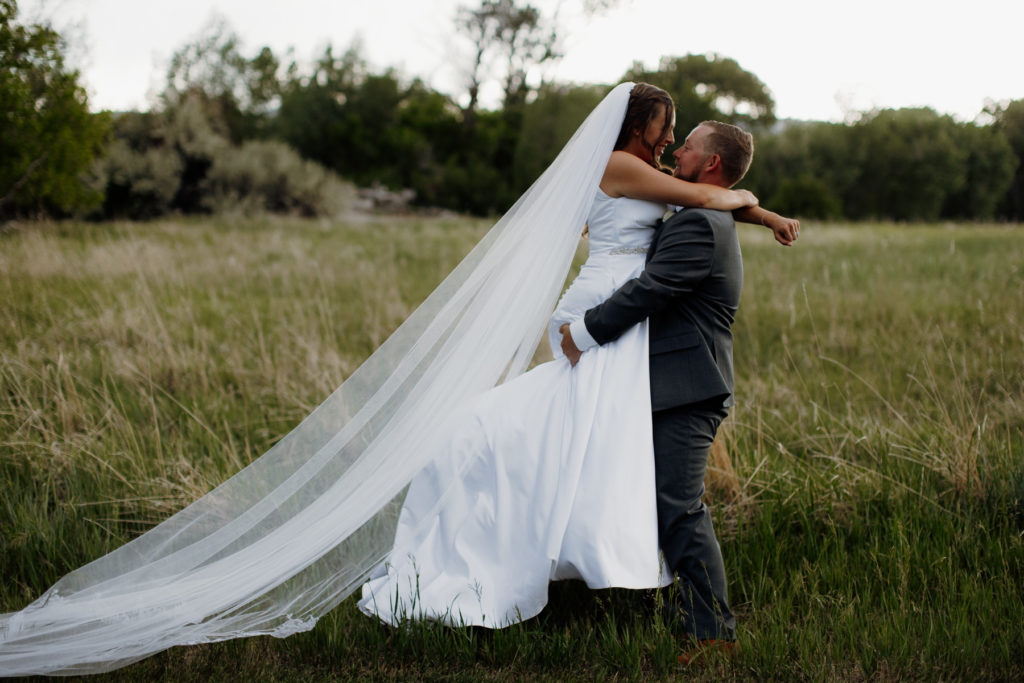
[{"xmin": 359, "ymin": 253, "xmax": 669, "ymax": 627}]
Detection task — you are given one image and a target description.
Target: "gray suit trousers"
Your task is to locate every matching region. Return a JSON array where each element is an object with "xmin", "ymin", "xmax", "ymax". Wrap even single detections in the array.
[{"xmin": 652, "ymin": 399, "xmax": 736, "ymax": 641}]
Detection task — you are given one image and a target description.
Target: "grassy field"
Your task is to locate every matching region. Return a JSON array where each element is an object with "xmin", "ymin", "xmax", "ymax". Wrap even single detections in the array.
[{"xmin": 1, "ymin": 215, "xmax": 1022, "ymax": 681}]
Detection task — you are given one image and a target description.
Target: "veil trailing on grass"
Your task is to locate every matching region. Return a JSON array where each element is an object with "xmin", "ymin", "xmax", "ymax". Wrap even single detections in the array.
[{"xmin": 0, "ymin": 83, "xmax": 635, "ymax": 675}]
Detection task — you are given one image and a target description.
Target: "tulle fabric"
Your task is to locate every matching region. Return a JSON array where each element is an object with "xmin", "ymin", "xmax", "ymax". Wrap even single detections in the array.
[{"xmin": 0, "ymin": 83, "xmax": 635, "ymax": 676}]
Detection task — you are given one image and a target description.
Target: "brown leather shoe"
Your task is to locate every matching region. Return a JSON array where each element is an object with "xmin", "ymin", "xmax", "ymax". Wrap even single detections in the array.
[{"xmin": 678, "ymin": 638, "xmax": 739, "ymax": 665}]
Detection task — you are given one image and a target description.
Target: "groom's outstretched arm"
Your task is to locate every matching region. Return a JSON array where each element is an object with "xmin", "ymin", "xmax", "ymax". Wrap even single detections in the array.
[{"xmin": 564, "ymin": 211, "xmax": 716, "ymax": 359}]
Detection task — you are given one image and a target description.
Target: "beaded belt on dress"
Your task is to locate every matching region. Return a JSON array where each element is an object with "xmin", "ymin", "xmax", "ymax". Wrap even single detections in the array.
[{"xmin": 607, "ymin": 246, "xmax": 648, "ymax": 255}]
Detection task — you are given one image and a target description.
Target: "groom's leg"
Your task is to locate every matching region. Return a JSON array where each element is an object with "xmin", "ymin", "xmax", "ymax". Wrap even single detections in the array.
[{"xmin": 652, "ymin": 399, "xmax": 735, "ymax": 641}]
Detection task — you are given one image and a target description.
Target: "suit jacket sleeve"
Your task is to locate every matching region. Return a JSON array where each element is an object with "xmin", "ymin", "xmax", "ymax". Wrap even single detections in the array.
[{"xmin": 582, "ymin": 211, "xmax": 715, "ymax": 346}]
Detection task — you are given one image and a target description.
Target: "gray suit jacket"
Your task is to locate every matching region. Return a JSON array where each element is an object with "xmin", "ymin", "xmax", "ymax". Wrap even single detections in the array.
[{"xmin": 582, "ymin": 207, "xmax": 743, "ymax": 411}]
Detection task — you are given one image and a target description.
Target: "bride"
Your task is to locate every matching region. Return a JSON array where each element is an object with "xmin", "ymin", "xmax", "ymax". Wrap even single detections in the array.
[{"xmin": 0, "ymin": 83, "xmax": 795, "ymax": 675}]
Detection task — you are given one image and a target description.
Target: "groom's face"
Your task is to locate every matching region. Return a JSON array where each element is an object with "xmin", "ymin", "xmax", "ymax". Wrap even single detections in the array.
[{"xmin": 672, "ymin": 126, "xmax": 712, "ymax": 183}]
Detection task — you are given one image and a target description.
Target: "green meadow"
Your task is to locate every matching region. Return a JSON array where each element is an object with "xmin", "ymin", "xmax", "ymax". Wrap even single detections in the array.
[{"xmin": 1, "ymin": 216, "xmax": 1022, "ymax": 681}]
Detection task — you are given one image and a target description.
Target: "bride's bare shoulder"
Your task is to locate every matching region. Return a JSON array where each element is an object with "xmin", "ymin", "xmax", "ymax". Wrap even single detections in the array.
[
  {"xmin": 606, "ymin": 150, "xmax": 661, "ymax": 176},
  {"xmin": 607, "ymin": 150, "xmax": 642, "ymax": 167},
  {"xmin": 602, "ymin": 151, "xmax": 657, "ymax": 197}
]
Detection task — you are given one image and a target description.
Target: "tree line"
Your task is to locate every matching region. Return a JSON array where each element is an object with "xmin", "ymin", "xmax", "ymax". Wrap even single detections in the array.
[{"xmin": 2, "ymin": 0, "xmax": 1022, "ymax": 222}]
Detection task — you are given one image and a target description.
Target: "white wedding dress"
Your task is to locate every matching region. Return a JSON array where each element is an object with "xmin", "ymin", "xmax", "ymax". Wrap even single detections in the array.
[
  {"xmin": 359, "ymin": 190, "xmax": 672, "ymax": 627},
  {"xmin": 0, "ymin": 83, "xmax": 643, "ymax": 676}
]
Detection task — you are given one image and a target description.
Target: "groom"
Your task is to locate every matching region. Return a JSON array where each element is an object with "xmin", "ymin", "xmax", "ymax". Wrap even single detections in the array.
[{"xmin": 560, "ymin": 120, "xmax": 770, "ymax": 652}]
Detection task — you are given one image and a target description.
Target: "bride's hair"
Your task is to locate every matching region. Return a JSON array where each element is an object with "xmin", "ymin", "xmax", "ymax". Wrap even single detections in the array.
[{"xmin": 613, "ymin": 82, "xmax": 674, "ymax": 169}]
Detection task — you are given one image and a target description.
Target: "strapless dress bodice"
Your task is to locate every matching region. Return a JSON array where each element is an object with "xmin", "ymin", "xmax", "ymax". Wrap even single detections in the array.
[
  {"xmin": 547, "ymin": 191, "xmax": 668, "ymax": 350},
  {"xmin": 585, "ymin": 189, "xmax": 666, "ymax": 256}
]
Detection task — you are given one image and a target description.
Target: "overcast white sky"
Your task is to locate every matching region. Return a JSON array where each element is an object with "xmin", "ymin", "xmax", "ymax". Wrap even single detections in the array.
[{"xmin": 19, "ymin": 0, "xmax": 1024, "ymax": 122}]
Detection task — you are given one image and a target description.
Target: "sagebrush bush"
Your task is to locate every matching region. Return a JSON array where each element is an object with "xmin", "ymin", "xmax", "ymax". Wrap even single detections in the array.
[
  {"xmin": 92, "ymin": 139, "xmax": 183, "ymax": 219},
  {"xmin": 200, "ymin": 140, "xmax": 356, "ymax": 217}
]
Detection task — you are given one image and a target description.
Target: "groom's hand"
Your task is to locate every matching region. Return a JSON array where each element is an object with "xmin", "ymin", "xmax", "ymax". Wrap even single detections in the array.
[{"xmin": 559, "ymin": 324, "xmax": 582, "ymax": 367}]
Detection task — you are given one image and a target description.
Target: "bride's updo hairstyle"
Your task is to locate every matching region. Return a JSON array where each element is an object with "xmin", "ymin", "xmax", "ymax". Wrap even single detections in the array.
[{"xmin": 613, "ymin": 82, "xmax": 674, "ymax": 169}]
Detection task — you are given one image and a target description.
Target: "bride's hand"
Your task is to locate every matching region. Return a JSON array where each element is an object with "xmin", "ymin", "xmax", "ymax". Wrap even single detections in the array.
[
  {"xmin": 734, "ymin": 189, "xmax": 758, "ymax": 208},
  {"xmin": 764, "ymin": 213, "xmax": 801, "ymax": 246}
]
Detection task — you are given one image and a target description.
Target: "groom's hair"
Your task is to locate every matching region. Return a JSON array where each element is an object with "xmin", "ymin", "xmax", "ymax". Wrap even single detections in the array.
[
  {"xmin": 699, "ymin": 121, "xmax": 754, "ymax": 187},
  {"xmin": 615, "ymin": 83, "xmax": 674, "ymax": 170}
]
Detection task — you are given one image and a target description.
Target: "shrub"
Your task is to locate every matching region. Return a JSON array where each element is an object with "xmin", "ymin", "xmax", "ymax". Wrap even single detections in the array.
[
  {"xmin": 92, "ymin": 139, "xmax": 183, "ymax": 219},
  {"xmin": 200, "ymin": 140, "xmax": 356, "ymax": 217}
]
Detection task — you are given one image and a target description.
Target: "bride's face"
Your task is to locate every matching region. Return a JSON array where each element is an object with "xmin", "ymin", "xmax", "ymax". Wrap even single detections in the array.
[{"xmin": 643, "ymin": 105, "xmax": 676, "ymax": 163}]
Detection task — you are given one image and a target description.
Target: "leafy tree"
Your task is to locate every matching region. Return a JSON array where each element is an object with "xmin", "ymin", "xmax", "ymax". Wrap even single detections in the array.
[
  {"xmin": 445, "ymin": 108, "xmax": 520, "ymax": 214},
  {"xmin": 274, "ymin": 81, "xmax": 343, "ymax": 172},
  {"xmin": 748, "ymin": 114, "xmax": 1014, "ymax": 222},
  {"xmin": 274, "ymin": 43, "xmax": 359, "ymax": 165},
  {"xmin": 941, "ymin": 122, "xmax": 1016, "ymax": 219},
  {"xmin": 273, "ymin": 43, "xmax": 519, "ymax": 214},
  {"xmin": 624, "ymin": 53, "xmax": 775, "ymax": 145},
  {"xmin": 454, "ymin": 0, "xmax": 619, "ymax": 119},
  {"xmin": 990, "ymin": 99, "xmax": 1024, "ymax": 219},
  {"xmin": 745, "ymin": 121, "xmax": 861, "ymax": 214},
  {"xmin": 391, "ymin": 80, "xmax": 466, "ymax": 207},
  {"xmin": 155, "ymin": 20, "xmax": 297, "ymax": 213},
  {"xmin": 333, "ymin": 72, "xmax": 406, "ymax": 184},
  {"xmin": 512, "ymin": 82, "xmax": 608, "ymax": 190},
  {"xmin": 453, "ymin": 0, "xmax": 561, "ymax": 209},
  {"xmin": 846, "ymin": 108, "xmax": 966, "ymax": 221},
  {"xmin": 0, "ymin": 0, "xmax": 109, "ymax": 219},
  {"xmin": 456, "ymin": 0, "xmax": 556, "ymax": 116},
  {"xmin": 275, "ymin": 45, "xmax": 400, "ymax": 185},
  {"xmin": 769, "ymin": 174, "xmax": 842, "ymax": 219},
  {"xmin": 162, "ymin": 18, "xmax": 285, "ymax": 143}
]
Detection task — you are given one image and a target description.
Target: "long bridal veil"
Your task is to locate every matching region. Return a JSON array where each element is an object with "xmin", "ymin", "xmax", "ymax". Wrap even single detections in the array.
[{"xmin": 0, "ymin": 83, "xmax": 634, "ymax": 676}]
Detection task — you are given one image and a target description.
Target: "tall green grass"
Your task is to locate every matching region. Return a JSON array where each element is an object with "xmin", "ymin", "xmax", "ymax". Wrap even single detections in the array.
[{"xmin": 1, "ymin": 216, "xmax": 1022, "ymax": 681}]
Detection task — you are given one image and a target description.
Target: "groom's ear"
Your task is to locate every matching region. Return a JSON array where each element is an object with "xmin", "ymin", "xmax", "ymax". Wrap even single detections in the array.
[{"xmin": 706, "ymin": 153, "xmax": 722, "ymax": 173}]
